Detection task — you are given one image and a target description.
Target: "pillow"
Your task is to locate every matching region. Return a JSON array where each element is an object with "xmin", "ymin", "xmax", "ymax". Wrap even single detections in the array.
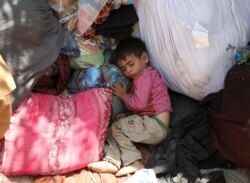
[{"xmin": 0, "ymin": 88, "xmax": 112, "ymax": 176}]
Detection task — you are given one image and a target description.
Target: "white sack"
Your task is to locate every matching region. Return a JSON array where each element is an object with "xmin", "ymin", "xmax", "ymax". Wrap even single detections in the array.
[{"xmin": 135, "ymin": 0, "xmax": 250, "ymax": 100}]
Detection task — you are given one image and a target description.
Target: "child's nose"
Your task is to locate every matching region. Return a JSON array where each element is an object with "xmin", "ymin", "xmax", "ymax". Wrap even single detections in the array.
[
  {"xmin": 126, "ymin": 67, "xmax": 131, "ymax": 73},
  {"xmin": 124, "ymin": 68, "xmax": 129, "ymax": 74}
]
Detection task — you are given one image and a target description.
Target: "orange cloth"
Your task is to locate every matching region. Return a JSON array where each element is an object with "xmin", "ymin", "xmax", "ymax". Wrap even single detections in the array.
[{"xmin": 0, "ymin": 55, "xmax": 16, "ymax": 139}]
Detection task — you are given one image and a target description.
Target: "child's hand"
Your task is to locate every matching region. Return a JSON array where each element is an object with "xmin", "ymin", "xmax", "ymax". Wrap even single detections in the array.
[{"xmin": 111, "ymin": 83, "xmax": 127, "ymax": 98}]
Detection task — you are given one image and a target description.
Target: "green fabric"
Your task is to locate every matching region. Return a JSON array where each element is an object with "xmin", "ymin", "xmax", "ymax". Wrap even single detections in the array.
[
  {"xmin": 69, "ymin": 49, "xmax": 104, "ymax": 69},
  {"xmin": 153, "ymin": 117, "xmax": 170, "ymax": 132}
]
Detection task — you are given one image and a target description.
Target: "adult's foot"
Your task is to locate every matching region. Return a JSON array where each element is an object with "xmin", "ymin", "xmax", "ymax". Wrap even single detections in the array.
[
  {"xmin": 115, "ymin": 160, "xmax": 144, "ymax": 177},
  {"xmin": 87, "ymin": 161, "xmax": 118, "ymax": 174}
]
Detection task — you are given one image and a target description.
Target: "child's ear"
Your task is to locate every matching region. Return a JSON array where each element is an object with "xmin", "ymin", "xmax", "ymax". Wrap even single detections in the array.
[{"xmin": 141, "ymin": 51, "xmax": 149, "ymax": 64}]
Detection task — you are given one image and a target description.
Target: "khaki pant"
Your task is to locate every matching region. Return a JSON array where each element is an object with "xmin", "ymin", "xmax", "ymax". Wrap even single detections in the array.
[{"xmin": 104, "ymin": 115, "xmax": 167, "ymax": 168}]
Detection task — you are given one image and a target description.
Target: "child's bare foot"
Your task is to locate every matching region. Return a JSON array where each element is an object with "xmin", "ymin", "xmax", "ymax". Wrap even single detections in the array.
[
  {"xmin": 87, "ymin": 161, "xmax": 118, "ymax": 173},
  {"xmin": 115, "ymin": 160, "xmax": 144, "ymax": 177}
]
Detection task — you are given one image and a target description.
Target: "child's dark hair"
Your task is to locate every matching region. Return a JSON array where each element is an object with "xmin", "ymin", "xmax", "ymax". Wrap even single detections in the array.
[{"xmin": 110, "ymin": 37, "xmax": 148, "ymax": 65}]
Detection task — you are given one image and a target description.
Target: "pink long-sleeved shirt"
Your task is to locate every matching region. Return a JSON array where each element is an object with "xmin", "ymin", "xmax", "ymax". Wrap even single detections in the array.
[{"xmin": 122, "ymin": 67, "xmax": 172, "ymax": 116}]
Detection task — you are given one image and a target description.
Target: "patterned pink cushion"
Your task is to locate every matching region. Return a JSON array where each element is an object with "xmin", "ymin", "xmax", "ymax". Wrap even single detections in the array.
[{"xmin": 0, "ymin": 88, "xmax": 112, "ymax": 176}]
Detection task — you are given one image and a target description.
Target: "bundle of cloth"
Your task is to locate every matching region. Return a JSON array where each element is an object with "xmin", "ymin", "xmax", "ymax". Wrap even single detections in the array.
[
  {"xmin": 206, "ymin": 53, "xmax": 250, "ymax": 170},
  {"xmin": 0, "ymin": 0, "xmax": 64, "ymax": 109}
]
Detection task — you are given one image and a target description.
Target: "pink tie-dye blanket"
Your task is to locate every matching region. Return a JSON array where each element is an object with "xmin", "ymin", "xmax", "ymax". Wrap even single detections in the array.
[{"xmin": 0, "ymin": 88, "xmax": 112, "ymax": 176}]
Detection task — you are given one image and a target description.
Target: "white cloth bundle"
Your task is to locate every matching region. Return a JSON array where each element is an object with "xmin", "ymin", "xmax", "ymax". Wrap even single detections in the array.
[{"xmin": 135, "ymin": 0, "xmax": 250, "ymax": 100}]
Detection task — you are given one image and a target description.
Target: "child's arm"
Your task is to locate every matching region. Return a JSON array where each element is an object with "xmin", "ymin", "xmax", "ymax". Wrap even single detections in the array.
[{"xmin": 113, "ymin": 74, "xmax": 151, "ymax": 111}]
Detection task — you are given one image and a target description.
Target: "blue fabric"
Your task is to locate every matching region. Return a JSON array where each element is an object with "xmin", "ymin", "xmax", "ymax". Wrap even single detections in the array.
[
  {"xmin": 67, "ymin": 64, "xmax": 131, "ymax": 93},
  {"xmin": 81, "ymin": 66, "xmax": 101, "ymax": 88}
]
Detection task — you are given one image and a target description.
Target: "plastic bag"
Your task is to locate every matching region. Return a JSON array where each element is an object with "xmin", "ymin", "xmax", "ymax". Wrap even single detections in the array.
[
  {"xmin": 61, "ymin": 32, "xmax": 80, "ymax": 57},
  {"xmin": 125, "ymin": 169, "xmax": 157, "ymax": 183},
  {"xmin": 135, "ymin": 0, "xmax": 250, "ymax": 100},
  {"xmin": 58, "ymin": 1, "xmax": 78, "ymax": 33},
  {"xmin": 69, "ymin": 37, "xmax": 104, "ymax": 68},
  {"xmin": 66, "ymin": 64, "xmax": 130, "ymax": 93}
]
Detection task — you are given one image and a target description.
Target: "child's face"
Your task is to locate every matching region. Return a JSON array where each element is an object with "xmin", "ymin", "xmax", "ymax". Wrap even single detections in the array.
[{"xmin": 117, "ymin": 52, "xmax": 149, "ymax": 79}]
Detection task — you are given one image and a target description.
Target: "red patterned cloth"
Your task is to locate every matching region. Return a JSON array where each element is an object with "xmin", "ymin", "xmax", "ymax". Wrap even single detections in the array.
[{"xmin": 32, "ymin": 54, "xmax": 71, "ymax": 95}]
